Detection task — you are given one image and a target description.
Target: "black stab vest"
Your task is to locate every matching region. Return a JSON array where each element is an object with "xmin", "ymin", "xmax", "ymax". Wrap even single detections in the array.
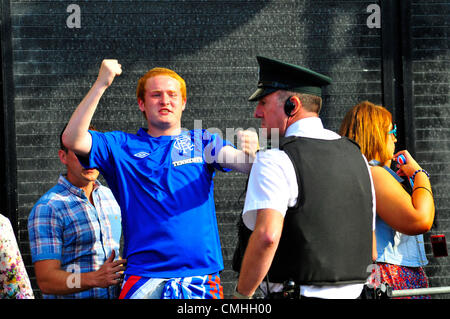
[{"xmin": 267, "ymin": 136, "xmax": 373, "ymax": 285}]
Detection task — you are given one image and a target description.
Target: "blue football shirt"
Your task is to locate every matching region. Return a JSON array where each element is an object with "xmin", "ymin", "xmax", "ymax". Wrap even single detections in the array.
[{"xmin": 80, "ymin": 128, "xmax": 232, "ymax": 278}]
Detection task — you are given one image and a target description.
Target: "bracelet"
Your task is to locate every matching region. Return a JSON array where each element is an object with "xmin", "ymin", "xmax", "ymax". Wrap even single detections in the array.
[
  {"xmin": 412, "ymin": 186, "xmax": 433, "ymax": 196},
  {"xmin": 412, "ymin": 169, "xmax": 430, "ymax": 182},
  {"xmin": 233, "ymin": 288, "xmax": 253, "ymax": 299}
]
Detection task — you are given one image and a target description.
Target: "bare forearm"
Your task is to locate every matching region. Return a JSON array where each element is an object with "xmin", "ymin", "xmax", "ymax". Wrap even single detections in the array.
[
  {"xmin": 62, "ymin": 81, "xmax": 107, "ymax": 155},
  {"xmin": 411, "ymin": 172, "xmax": 435, "ymax": 231},
  {"xmin": 62, "ymin": 59, "xmax": 122, "ymax": 156},
  {"xmin": 37, "ymin": 269, "xmax": 97, "ymax": 295},
  {"xmin": 236, "ymin": 209, "xmax": 283, "ymax": 297},
  {"xmin": 35, "ymin": 251, "xmax": 125, "ymax": 296},
  {"xmin": 216, "ymin": 130, "xmax": 258, "ymax": 173},
  {"xmin": 372, "ymin": 165, "xmax": 434, "ymax": 235},
  {"xmin": 237, "ymin": 231, "xmax": 279, "ymax": 296},
  {"xmin": 217, "ymin": 146, "xmax": 254, "ymax": 173},
  {"xmin": 393, "ymin": 151, "xmax": 435, "ymax": 231}
]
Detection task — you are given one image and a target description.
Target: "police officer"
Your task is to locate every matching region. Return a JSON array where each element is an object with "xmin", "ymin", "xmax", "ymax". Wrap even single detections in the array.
[{"xmin": 234, "ymin": 56, "xmax": 376, "ymax": 299}]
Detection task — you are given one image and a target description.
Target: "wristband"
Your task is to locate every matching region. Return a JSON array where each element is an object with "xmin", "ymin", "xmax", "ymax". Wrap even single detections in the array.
[
  {"xmin": 233, "ymin": 288, "xmax": 253, "ymax": 299},
  {"xmin": 412, "ymin": 169, "xmax": 430, "ymax": 182}
]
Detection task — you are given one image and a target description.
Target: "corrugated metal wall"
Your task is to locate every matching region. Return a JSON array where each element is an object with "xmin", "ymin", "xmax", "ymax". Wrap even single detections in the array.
[
  {"xmin": 412, "ymin": 1, "xmax": 450, "ymax": 295},
  {"xmin": 3, "ymin": 0, "xmax": 448, "ymax": 298}
]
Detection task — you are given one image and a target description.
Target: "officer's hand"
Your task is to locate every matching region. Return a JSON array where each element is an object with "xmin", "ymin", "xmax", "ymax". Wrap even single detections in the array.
[
  {"xmin": 237, "ymin": 130, "xmax": 259, "ymax": 159},
  {"xmin": 96, "ymin": 59, "xmax": 122, "ymax": 88}
]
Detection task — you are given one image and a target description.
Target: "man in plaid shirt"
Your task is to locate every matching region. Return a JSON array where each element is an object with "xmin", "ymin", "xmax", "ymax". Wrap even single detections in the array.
[{"xmin": 28, "ymin": 126, "xmax": 126, "ymax": 299}]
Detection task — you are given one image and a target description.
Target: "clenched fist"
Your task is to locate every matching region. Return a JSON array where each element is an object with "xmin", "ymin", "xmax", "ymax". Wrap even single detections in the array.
[
  {"xmin": 96, "ymin": 59, "xmax": 122, "ymax": 88},
  {"xmin": 237, "ymin": 129, "xmax": 259, "ymax": 159}
]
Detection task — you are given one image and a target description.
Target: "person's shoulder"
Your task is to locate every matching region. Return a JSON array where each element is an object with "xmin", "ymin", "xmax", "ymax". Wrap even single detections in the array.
[
  {"xmin": 35, "ymin": 182, "xmax": 64, "ymax": 202},
  {"xmin": 258, "ymin": 147, "xmax": 286, "ymax": 158},
  {"xmin": 262, "ymin": 145, "xmax": 294, "ymax": 155},
  {"xmin": 370, "ymin": 165, "xmax": 387, "ymax": 175},
  {"xmin": 96, "ymin": 184, "xmax": 116, "ymax": 198},
  {"xmin": 254, "ymin": 148, "xmax": 292, "ymax": 170},
  {"xmin": 29, "ymin": 183, "xmax": 70, "ymax": 216},
  {"xmin": 91, "ymin": 129, "xmax": 133, "ymax": 144},
  {"xmin": 322, "ymin": 128, "xmax": 342, "ymax": 140},
  {"xmin": 370, "ymin": 165, "xmax": 398, "ymax": 184},
  {"xmin": 91, "ymin": 129, "xmax": 128, "ymax": 136}
]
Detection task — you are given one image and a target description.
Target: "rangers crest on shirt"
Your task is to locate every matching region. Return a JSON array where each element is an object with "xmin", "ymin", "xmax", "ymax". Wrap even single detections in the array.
[
  {"xmin": 173, "ymin": 135, "xmax": 194, "ymax": 155},
  {"xmin": 171, "ymin": 134, "xmax": 204, "ymax": 167}
]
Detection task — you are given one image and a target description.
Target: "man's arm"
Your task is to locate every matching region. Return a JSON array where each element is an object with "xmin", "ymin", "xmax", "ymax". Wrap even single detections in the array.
[
  {"xmin": 34, "ymin": 251, "xmax": 126, "ymax": 295},
  {"xmin": 217, "ymin": 130, "xmax": 259, "ymax": 174},
  {"xmin": 235, "ymin": 209, "xmax": 284, "ymax": 297},
  {"xmin": 62, "ymin": 59, "xmax": 122, "ymax": 156}
]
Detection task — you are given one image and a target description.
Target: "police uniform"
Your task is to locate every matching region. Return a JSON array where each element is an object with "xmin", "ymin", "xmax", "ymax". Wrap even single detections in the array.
[{"xmin": 241, "ymin": 57, "xmax": 376, "ymax": 299}]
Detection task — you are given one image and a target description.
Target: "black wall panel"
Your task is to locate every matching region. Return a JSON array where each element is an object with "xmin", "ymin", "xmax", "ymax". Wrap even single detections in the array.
[
  {"xmin": 4, "ymin": 0, "xmax": 447, "ymax": 299},
  {"xmin": 411, "ymin": 1, "xmax": 450, "ymax": 298}
]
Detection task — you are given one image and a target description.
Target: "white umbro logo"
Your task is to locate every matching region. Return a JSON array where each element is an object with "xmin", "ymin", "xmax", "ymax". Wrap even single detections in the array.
[{"xmin": 134, "ymin": 151, "xmax": 150, "ymax": 159}]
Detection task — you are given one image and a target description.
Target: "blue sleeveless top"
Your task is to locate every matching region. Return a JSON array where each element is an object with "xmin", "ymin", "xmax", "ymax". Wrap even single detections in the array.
[{"xmin": 369, "ymin": 160, "xmax": 428, "ymax": 267}]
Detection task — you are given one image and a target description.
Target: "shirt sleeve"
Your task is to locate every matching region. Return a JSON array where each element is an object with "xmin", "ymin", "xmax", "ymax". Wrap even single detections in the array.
[
  {"xmin": 202, "ymin": 129, "xmax": 234, "ymax": 172},
  {"xmin": 27, "ymin": 203, "xmax": 63, "ymax": 263},
  {"xmin": 242, "ymin": 149, "xmax": 298, "ymax": 230},
  {"xmin": 77, "ymin": 130, "xmax": 122, "ymax": 174}
]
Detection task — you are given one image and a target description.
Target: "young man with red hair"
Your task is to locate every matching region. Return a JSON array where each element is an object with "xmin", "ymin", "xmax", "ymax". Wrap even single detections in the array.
[{"xmin": 63, "ymin": 60, "xmax": 257, "ymax": 299}]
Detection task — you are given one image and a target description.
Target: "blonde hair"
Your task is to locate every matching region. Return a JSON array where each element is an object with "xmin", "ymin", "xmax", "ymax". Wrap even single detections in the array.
[
  {"xmin": 339, "ymin": 101, "xmax": 393, "ymax": 164},
  {"xmin": 136, "ymin": 67, "xmax": 186, "ymax": 102}
]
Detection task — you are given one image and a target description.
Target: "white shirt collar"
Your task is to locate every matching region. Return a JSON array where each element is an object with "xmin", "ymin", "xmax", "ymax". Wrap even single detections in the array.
[{"xmin": 285, "ymin": 117, "xmax": 324, "ymax": 138}]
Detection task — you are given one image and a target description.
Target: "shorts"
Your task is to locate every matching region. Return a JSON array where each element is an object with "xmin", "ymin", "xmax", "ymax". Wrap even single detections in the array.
[{"xmin": 119, "ymin": 272, "xmax": 224, "ymax": 299}]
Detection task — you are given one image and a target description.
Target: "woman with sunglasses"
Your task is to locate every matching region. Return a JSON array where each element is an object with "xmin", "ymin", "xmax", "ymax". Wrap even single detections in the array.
[{"xmin": 339, "ymin": 101, "xmax": 435, "ymax": 298}]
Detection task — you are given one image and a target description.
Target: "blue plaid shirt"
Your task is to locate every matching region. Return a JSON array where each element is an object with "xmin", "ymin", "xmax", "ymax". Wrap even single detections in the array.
[{"xmin": 28, "ymin": 175, "xmax": 122, "ymax": 299}]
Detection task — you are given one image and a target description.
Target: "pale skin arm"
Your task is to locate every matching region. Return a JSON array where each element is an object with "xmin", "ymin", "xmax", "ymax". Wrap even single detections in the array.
[
  {"xmin": 372, "ymin": 150, "xmax": 435, "ymax": 235},
  {"xmin": 216, "ymin": 130, "xmax": 259, "ymax": 174},
  {"xmin": 235, "ymin": 209, "xmax": 284, "ymax": 297},
  {"xmin": 62, "ymin": 59, "xmax": 122, "ymax": 156},
  {"xmin": 34, "ymin": 250, "xmax": 126, "ymax": 295}
]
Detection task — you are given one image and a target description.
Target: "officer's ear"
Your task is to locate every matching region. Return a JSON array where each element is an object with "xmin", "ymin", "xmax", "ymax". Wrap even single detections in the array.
[{"xmin": 288, "ymin": 96, "xmax": 302, "ymax": 117}]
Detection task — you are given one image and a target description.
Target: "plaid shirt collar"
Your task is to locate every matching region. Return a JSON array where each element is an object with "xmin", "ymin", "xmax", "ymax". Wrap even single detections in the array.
[{"xmin": 58, "ymin": 174, "xmax": 101, "ymax": 199}]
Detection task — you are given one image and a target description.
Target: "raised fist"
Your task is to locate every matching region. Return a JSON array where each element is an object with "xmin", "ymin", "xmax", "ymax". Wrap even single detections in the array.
[
  {"xmin": 96, "ymin": 59, "xmax": 122, "ymax": 88},
  {"xmin": 237, "ymin": 129, "xmax": 259, "ymax": 159}
]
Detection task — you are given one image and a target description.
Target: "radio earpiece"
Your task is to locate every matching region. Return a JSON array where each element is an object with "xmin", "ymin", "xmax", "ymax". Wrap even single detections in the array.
[{"xmin": 284, "ymin": 96, "xmax": 295, "ymax": 117}]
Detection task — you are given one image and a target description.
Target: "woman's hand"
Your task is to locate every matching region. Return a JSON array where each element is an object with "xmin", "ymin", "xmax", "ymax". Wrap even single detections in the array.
[{"xmin": 393, "ymin": 150, "xmax": 422, "ymax": 178}]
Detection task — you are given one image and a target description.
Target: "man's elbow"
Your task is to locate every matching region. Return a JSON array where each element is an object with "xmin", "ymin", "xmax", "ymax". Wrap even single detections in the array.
[
  {"xmin": 61, "ymin": 130, "xmax": 73, "ymax": 149},
  {"xmin": 61, "ymin": 129, "xmax": 91, "ymax": 156},
  {"xmin": 253, "ymin": 228, "xmax": 281, "ymax": 250},
  {"xmin": 36, "ymin": 276, "xmax": 55, "ymax": 294}
]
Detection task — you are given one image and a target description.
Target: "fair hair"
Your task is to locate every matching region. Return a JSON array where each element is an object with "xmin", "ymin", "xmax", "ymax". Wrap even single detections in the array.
[{"xmin": 339, "ymin": 101, "xmax": 393, "ymax": 164}]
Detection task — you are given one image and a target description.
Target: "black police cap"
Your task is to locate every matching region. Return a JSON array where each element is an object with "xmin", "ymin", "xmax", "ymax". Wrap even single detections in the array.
[{"xmin": 248, "ymin": 56, "xmax": 332, "ymax": 101}]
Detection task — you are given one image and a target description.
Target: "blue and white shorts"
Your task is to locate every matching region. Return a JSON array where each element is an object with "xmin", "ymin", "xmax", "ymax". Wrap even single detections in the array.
[{"xmin": 119, "ymin": 273, "xmax": 224, "ymax": 299}]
